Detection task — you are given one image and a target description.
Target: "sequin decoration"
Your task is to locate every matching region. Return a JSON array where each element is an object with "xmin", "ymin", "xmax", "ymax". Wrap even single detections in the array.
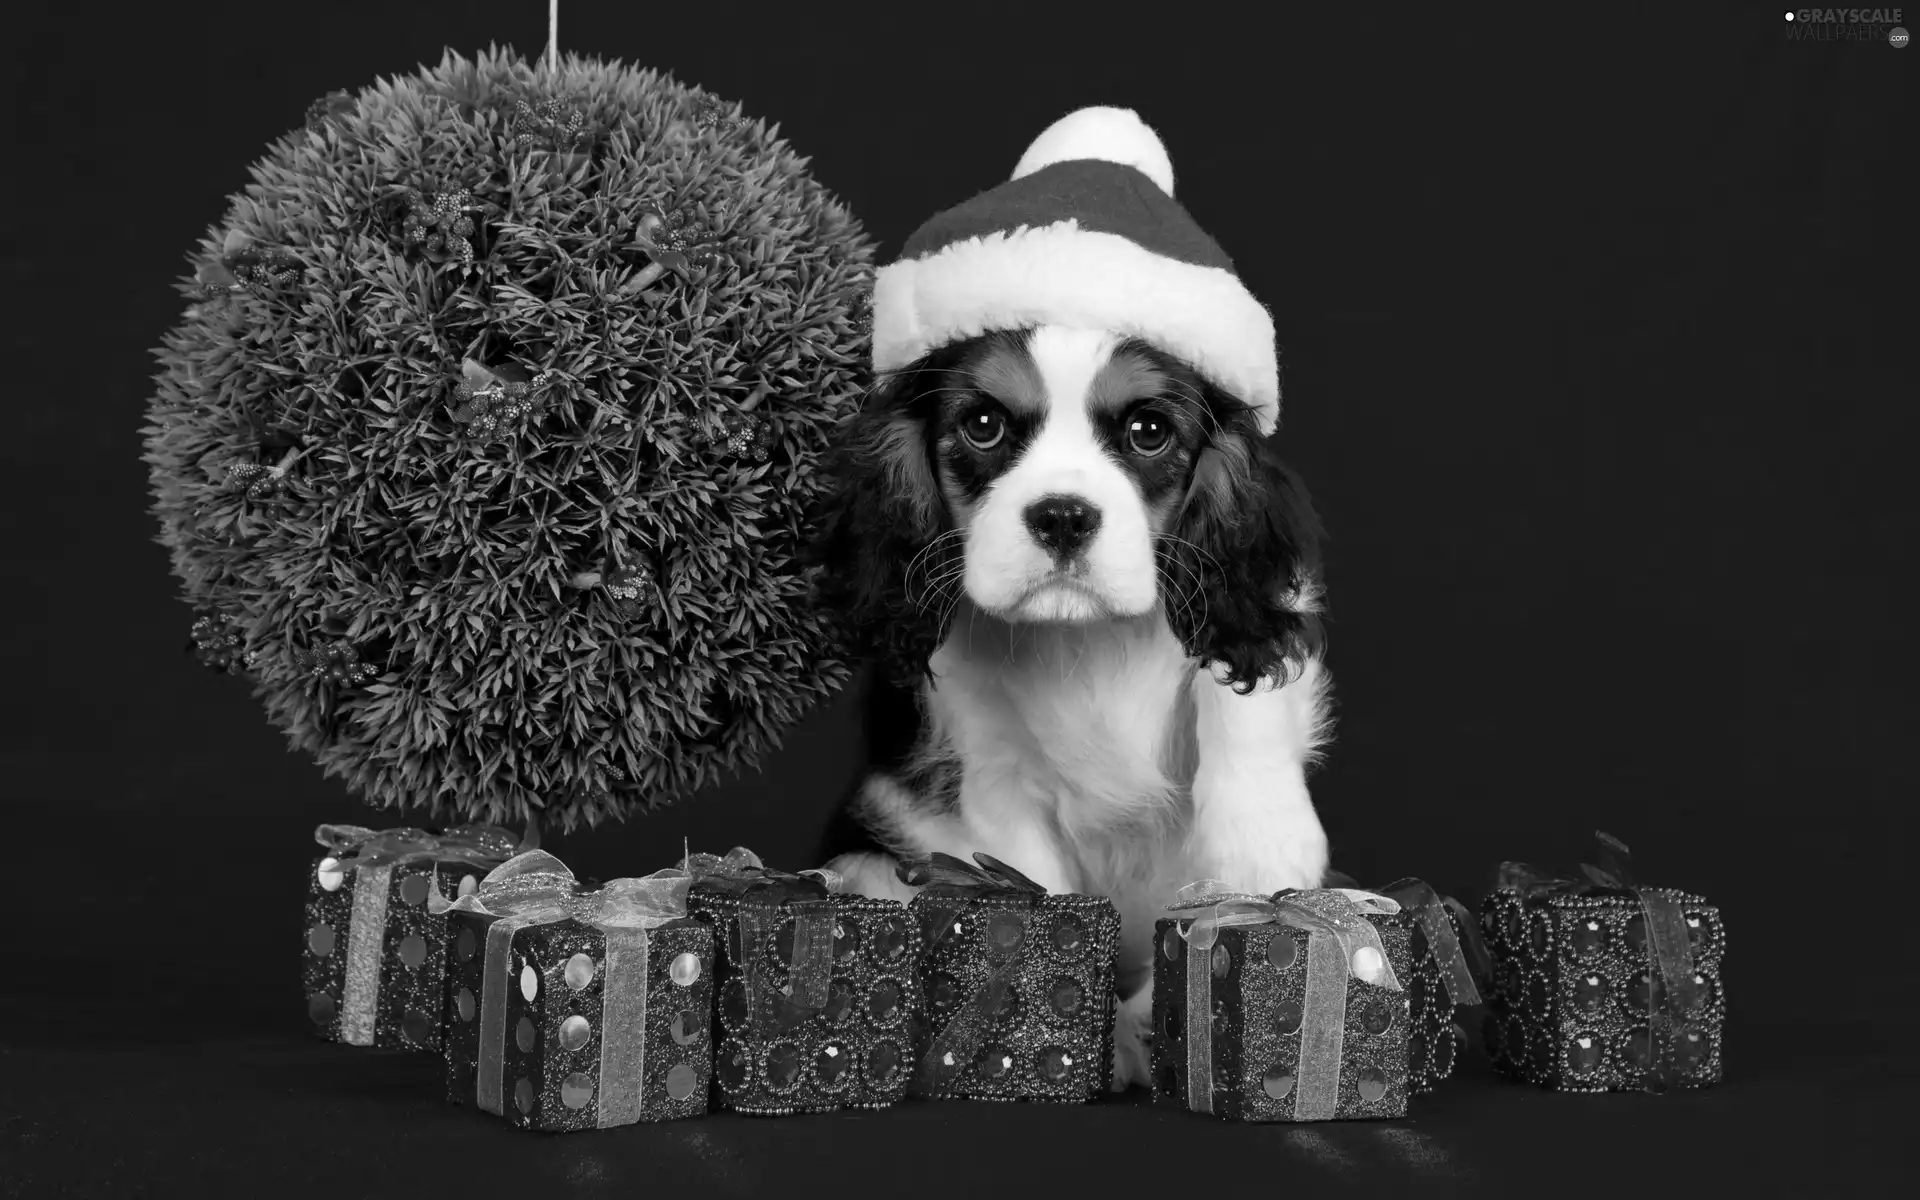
[
  {"xmin": 399, "ymin": 876, "xmax": 430, "ymax": 906},
  {"xmin": 766, "ymin": 1043, "xmax": 803, "ymax": 1090},
  {"xmin": 398, "ymin": 934, "xmax": 427, "ymax": 970},
  {"xmin": 873, "ymin": 916, "xmax": 910, "ymax": 961},
  {"xmin": 560, "ymin": 1073, "xmax": 594, "ymax": 1110},
  {"xmin": 1050, "ymin": 915, "xmax": 1086, "ymax": 955},
  {"xmin": 665, "ymin": 1063, "xmax": 700, "ymax": 1100},
  {"xmin": 560, "ymin": 1015, "xmax": 591, "ymax": 1051},
  {"xmin": 670, "ymin": 952, "xmax": 701, "ymax": 986},
  {"xmin": 1356, "ymin": 1067, "xmax": 1389, "ymax": 1103},
  {"xmin": 833, "ymin": 919, "xmax": 862, "ymax": 961},
  {"xmin": 979, "ymin": 1044, "xmax": 1014, "ymax": 1080},
  {"xmin": 1572, "ymin": 917, "xmax": 1607, "ymax": 958},
  {"xmin": 565, "ymin": 953, "xmax": 595, "ymax": 990},
  {"xmin": 816, "ymin": 1043, "xmax": 850, "ymax": 1086},
  {"xmin": 1263, "ymin": 1067, "xmax": 1295, "ymax": 1099},
  {"xmin": 667, "ymin": 1008, "xmax": 700, "ymax": 1046},
  {"xmin": 1567, "ymin": 1032, "xmax": 1604, "ymax": 1076},
  {"xmin": 1048, "ymin": 976, "xmax": 1084, "ymax": 1018},
  {"xmin": 868, "ymin": 977, "xmax": 904, "ymax": 1024},
  {"xmin": 1273, "ymin": 1000, "xmax": 1303, "ymax": 1034},
  {"xmin": 308, "ymin": 923, "xmax": 335, "ymax": 957},
  {"xmin": 1573, "ymin": 971, "xmax": 1608, "ymax": 1014},
  {"xmin": 403, "ymin": 1011, "xmax": 433, "ymax": 1047}
]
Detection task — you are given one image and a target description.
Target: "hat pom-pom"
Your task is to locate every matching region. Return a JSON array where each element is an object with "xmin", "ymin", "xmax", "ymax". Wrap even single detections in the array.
[{"xmin": 1011, "ymin": 106, "xmax": 1175, "ymax": 196}]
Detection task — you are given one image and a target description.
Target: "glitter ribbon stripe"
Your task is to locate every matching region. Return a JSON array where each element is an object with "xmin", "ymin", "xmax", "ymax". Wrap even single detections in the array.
[
  {"xmin": 317, "ymin": 822, "xmax": 520, "ymax": 1048},
  {"xmin": 441, "ymin": 850, "xmax": 694, "ymax": 1120},
  {"xmin": 1184, "ymin": 936, "xmax": 1214, "ymax": 1114},
  {"xmin": 596, "ymin": 927, "xmax": 650, "ymax": 1128},
  {"xmin": 339, "ymin": 864, "xmax": 393, "ymax": 1046},
  {"xmin": 1168, "ymin": 884, "xmax": 1403, "ymax": 1120}
]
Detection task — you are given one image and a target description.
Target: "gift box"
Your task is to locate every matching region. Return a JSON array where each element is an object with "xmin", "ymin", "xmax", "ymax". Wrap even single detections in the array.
[
  {"xmin": 901, "ymin": 853, "xmax": 1121, "ymax": 1102},
  {"xmin": 1370, "ymin": 878, "xmax": 1490, "ymax": 1093},
  {"xmin": 1478, "ymin": 832, "xmax": 1725, "ymax": 1093},
  {"xmin": 440, "ymin": 850, "xmax": 715, "ymax": 1131},
  {"xmin": 304, "ymin": 822, "xmax": 519, "ymax": 1051},
  {"xmin": 1150, "ymin": 884, "xmax": 1416, "ymax": 1121},
  {"xmin": 684, "ymin": 847, "xmax": 923, "ymax": 1115}
]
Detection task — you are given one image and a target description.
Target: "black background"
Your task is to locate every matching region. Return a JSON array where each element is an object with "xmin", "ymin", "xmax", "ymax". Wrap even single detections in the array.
[{"xmin": 1, "ymin": 3, "xmax": 1908, "ymax": 1196}]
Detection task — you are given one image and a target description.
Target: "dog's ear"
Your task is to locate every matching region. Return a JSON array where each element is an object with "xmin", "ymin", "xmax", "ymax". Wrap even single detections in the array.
[
  {"xmin": 1162, "ymin": 404, "xmax": 1327, "ymax": 694},
  {"xmin": 808, "ymin": 363, "xmax": 958, "ymax": 687}
]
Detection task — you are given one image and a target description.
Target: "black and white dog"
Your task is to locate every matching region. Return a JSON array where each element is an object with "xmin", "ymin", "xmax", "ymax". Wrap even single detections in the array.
[{"xmin": 810, "ymin": 321, "xmax": 1332, "ymax": 1089}]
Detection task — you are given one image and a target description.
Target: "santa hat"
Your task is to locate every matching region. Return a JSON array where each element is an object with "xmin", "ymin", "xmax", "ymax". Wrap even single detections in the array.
[{"xmin": 871, "ymin": 106, "xmax": 1280, "ymax": 434}]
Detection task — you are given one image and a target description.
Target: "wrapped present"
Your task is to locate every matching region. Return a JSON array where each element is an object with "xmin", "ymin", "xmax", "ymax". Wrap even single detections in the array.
[
  {"xmin": 900, "ymin": 853, "xmax": 1121, "ymax": 1102},
  {"xmin": 304, "ymin": 822, "xmax": 519, "ymax": 1051},
  {"xmin": 1478, "ymin": 831, "xmax": 1725, "ymax": 1093},
  {"xmin": 439, "ymin": 850, "xmax": 715, "ymax": 1131},
  {"xmin": 1370, "ymin": 878, "xmax": 1490, "ymax": 1093},
  {"xmin": 1150, "ymin": 884, "xmax": 1415, "ymax": 1121},
  {"xmin": 684, "ymin": 847, "xmax": 923, "ymax": 1115}
]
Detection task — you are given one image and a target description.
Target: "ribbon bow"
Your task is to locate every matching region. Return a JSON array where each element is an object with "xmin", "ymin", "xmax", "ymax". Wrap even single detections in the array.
[
  {"xmin": 680, "ymin": 845, "xmax": 844, "ymax": 900},
  {"xmin": 897, "ymin": 851, "xmax": 1045, "ymax": 897},
  {"xmin": 1165, "ymin": 883, "xmax": 1404, "ymax": 1120},
  {"xmin": 1498, "ymin": 831, "xmax": 1701, "ymax": 1092},
  {"xmin": 434, "ymin": 848, "xmax": 692, "ymax": 930},
  {"xmin": 1167, "ymin": 882, "xmax": 1405, "ymax": 990},
  {"xmin": 314, "ymin": 822, "xmax": 525, "ymax": 872},
  {"xmin": 1374, "ymin": 878, "xmax": 1487, "ymax": 1008},
  {"xmin": 682, "ymin": 847, "xmax": 845, "ymax": 1038}
]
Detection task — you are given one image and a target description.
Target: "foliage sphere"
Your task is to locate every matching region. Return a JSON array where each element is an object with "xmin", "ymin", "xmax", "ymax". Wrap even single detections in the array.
[{"xmin": 143, "ymin": 47, "xmax": 874, "ymax": 831}]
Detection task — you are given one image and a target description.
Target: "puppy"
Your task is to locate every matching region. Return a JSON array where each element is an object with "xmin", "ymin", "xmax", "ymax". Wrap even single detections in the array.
[{"xmin": 809, "ymin": 322, "xmax": 1332, "ymax": 1091}]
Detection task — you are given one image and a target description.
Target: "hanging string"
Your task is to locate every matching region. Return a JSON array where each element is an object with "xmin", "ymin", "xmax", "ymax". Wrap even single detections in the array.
[{"xmin": 546, "ymin": 0, "xmax": 559, "ymax": 76}]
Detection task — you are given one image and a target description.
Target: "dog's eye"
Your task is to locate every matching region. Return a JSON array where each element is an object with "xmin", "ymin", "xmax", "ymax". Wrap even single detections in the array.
[
  {"xmin": 1127, "ymin": 410, "xmax": 1173, "ymax": 457},
  {"xmin": 959, "ymin": 408, "xmax": 1006, "ymax": 451}
]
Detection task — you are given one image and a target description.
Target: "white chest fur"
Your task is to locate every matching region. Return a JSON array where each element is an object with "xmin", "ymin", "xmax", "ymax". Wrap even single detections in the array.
[{"xmin": 924, "ymin": 609, "xmax": 1198, "ymax": 893}]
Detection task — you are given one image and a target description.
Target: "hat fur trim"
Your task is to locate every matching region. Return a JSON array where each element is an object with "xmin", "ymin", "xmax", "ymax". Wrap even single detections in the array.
[{"xmin": 872, "ymin": 220, "xmax": 1279, "ymax": 433}]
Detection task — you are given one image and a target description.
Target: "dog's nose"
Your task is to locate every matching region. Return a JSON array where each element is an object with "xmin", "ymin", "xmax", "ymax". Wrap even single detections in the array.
[{"xmin": 1023, "ymin": 495, "xmax": 1102, "ymax": 557}]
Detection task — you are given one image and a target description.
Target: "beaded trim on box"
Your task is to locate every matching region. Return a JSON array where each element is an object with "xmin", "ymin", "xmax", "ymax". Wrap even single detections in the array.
[
  {"xmin": 689, "ymin": 891, "xmax": 924, "ymax": 1115},
  {"xmin": 912, "ymin": 891, "xmax": 1121, "ymax": 1102},
  {"xmin": 1403, "ymin": 904, "xmax": 1470, "ymax": 1094},
  {"xmin": 1479, "ymin": 886, "xmax": 1725, "ymax": 1092}
]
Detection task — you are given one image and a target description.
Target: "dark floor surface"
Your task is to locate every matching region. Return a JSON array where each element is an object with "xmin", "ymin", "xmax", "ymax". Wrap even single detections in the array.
[{"xmin": 1, "ymin": 1016, "xmax": 1899, "ymax": 1199}]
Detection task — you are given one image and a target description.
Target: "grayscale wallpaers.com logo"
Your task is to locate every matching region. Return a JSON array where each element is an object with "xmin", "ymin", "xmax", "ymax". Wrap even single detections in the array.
[{"xmin": 1784, "ymin": 8, "xmax": 1909, "ymax": 43}]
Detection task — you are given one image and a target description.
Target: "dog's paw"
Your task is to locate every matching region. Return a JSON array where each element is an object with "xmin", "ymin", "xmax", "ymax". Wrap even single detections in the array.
[
  {"xmin": 1109, "ymin": 985, "xmax": 1155, "ymax": 1092},
  {"xmin": 1189, "ymin": 810, "xmax": 1328, "ymax": 897}
]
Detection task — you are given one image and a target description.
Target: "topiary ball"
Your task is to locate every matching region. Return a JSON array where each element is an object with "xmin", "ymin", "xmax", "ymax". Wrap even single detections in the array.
[{"xmin": 143, "ymin": 47, "xmax": 875, "ymax": 831}]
